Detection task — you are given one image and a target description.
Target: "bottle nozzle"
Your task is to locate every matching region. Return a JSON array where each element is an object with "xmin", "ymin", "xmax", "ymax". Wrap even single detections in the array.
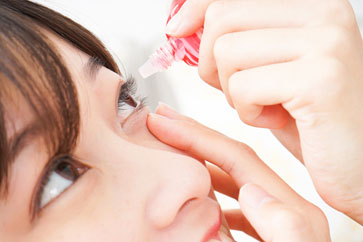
[
  {"xmin": 138, "ymin": 58, "xmax": 163, "ymax": 79},
  {"xmin": 139, "ymin": 39, "xmax": 181, "ymax": 78}
]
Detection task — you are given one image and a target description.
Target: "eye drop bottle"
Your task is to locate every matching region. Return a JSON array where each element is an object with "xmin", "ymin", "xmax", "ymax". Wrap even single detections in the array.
[{"xmin": 138, "ymin": 0, "xmax": 202, "ymax": 78}]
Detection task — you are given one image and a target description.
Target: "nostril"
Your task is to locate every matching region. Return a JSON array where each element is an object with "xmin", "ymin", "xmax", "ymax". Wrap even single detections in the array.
[{"xmin": 147, "ymin": 195, "xmax": 202, "ymax": 229}]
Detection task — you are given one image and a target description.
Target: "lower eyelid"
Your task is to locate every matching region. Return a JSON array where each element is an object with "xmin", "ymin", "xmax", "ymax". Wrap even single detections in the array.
[{"xmin": 119, "ymin": 99, "xmax": 146, "ymax": 127}]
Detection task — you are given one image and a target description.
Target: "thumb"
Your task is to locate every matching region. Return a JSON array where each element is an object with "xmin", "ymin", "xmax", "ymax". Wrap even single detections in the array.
[
  {"xmin": 166, "ymin": 0, "xmax": 215, "ymax": 37},
  {"xmin": 238, "ymin": 183, "xmax": 329, "ymax": 242}
]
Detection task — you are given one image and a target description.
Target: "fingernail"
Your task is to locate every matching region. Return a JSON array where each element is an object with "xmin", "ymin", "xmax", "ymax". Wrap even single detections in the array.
[
  {"xmin": 239, "ymin": 183, "xmax": 275, "ymax": 208},
  {"xmin": 166, "ymin": 13, "xmax": 182, "ymax": 35},
  {"xmin": 157, "ymin": 101, "xmax": 177, "ymax": 113},
  {"xmin": 148, "ymin": 112, "xmax": 169, "ymax": 120},
  {"xmin": 156, "ymin": 101, "xmax": 181, "ymax": 119}
]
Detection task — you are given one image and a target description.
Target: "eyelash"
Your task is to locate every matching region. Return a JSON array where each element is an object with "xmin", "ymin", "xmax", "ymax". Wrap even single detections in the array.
[
  {"xmin": 117, "ymin": 76, "xmax": 146, "ymax": 114},
  {"xmin": 31, "ymin": 75, "xmax": 145, "ymax": 220}
]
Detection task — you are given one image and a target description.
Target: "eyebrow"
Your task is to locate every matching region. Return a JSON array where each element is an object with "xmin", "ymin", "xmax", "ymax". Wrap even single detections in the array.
[
  {"xmin": 8, "ymin": 121, "xmax": 42, "ymax": 162},
  {"xmin": 0, "ymin": 122, "xmax": 41, "ymax": 199},
  {"xmin": 84, "ymin": 56, "xmax": 104, "ymax": 81}
]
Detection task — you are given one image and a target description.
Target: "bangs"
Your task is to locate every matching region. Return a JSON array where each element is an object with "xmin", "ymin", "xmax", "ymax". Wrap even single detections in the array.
[
  {"xmin": 0, "ymin": 0, "xmax": 120, "ymax": 196},
  {"xmin": 0, "ymin": 6, "xmax": 80, "ymax": 195}
]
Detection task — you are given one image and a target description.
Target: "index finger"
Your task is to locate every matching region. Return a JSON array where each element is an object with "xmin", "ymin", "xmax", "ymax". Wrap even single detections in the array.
[{"xmin": 147, "ymin": 104, "xmax": 310, "ymax": 212}]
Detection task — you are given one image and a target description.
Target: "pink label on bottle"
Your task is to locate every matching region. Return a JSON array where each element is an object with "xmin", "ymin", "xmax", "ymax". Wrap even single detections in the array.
[{"xmin": 166, "ymin": 0, "xmax": 202, "ymax": 66}]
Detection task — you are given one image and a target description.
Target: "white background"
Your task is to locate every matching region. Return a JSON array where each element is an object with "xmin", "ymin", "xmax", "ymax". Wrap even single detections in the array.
[{"xmin": 34, "ymin": 0, "xmax": 363, "ymax": 241}]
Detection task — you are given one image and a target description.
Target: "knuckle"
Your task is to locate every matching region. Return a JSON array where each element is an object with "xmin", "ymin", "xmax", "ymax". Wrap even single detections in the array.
[
  {"xmin": 177, "ymin": 119, "xmax": 206, "ymax": 152},
  {"xmin": 236, "ymin": 141, "xmax": 258, "ymax": 158},
  {"xmin": 321, "ymin": 26, "xmax": 351, "ymax": 54},
  {"xmin": 220, "ymin": 155, "xmax": 237, "ymax": 175},
  {"xmin": 216, "ymin": 142, "xmax": 238, "ymax": 173},
  {"xmin": 213, "ymin": 35, "xmax": 228, "ymax": 60},
  {"xmin": 197, "ymin": 66, "xmax": 208, "ymax": 83},
  {"xmin": 274, "ymin": 209, "xmax": 307, "ymax": 231},
  {"xmin": 177, "ymin": 121, "xmax": 196, "ymax": 151},
  {"xmin": 204, "ymin": 1, "xmax": 224, "ymax": 25},
  {"xmin": 220, "ymin": 140, "xmax": 254, "ymax": 174},
  {"xmin": 197, "ymin": 65, "xmax": 218, "ymax": 87},
  {"xmin": 321, "ymin": 0, "xmax": 356, "ymax": 27},
  {"xmin": 323, "ymin": 0, "xmax": 344, "ymax": 16},
  {"xmin": 314, "ymin": 57, "xmax": 347, "ymax": 99},
  {"xmin": 204, "ymin": 1, "xmax": 229, "ymax": 38},
  {"xmin": 319, "ymin": 57, "xmax": 342, "ymax": 79},
  {"xmin": 228, "ymin": 73, "xmax": 260, "ymax": 124},
  {"xmin": 229, "ymin": 72, "xmax": 251, "ymax": 105}
]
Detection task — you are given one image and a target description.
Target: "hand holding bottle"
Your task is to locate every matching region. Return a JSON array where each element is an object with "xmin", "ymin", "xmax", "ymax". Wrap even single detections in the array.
[{"xmin": 166, "ymin": 0, "xmax": 363, "ymax": 224}]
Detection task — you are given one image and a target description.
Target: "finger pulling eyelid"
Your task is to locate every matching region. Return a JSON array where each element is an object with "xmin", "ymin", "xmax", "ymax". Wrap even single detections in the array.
[
  {"xmin": 155, "ymin": 102, "xmax": 181, "ymax": 119},
  {"xmin": 155, "ymin": 103, "xmax": 194, "ymax": 124}
]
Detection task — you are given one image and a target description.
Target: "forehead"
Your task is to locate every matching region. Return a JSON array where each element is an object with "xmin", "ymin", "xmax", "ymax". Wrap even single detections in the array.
[
  {"xmin": 4, "ymin": 89, "xmax": 35, "ymax": 140},
  {"xmin": 47, "ymin": 33, "xmax": 90, "ymax": 80}
]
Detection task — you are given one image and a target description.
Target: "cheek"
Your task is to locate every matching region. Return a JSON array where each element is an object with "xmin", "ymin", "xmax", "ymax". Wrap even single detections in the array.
[
  {"xmin": 1, "ymin": 140, "xmax": 48, "ymax": 238},
  {"xmin": 28, "ymin": 219, "xmax": 143, "ymax": 242},
  {"xmin": 26, "ymin": 164, "xmax": 150, "ymax": 242}
]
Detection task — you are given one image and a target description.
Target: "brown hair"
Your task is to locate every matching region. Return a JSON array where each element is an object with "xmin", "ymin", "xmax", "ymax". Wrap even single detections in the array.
[{"xmin": 0, "ymin": 0, "xmax": 120, "ymax": 196}]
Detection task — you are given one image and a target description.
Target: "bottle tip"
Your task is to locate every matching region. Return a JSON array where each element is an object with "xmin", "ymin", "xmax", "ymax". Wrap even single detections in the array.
[{"xmin": 138, "ymin": 58, "xmax": 161, "ymax": 79}]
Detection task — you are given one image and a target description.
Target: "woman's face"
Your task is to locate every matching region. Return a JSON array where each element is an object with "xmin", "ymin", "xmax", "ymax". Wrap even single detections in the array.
[{"xmin": 0, "ymin": 34, "xmax": 230, "ymax": 242}]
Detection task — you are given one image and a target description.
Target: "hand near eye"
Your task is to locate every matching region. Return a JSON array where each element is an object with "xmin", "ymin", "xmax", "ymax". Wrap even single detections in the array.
[
  {"xmin": 147, "ymin": 104, "xmax": 331, "ymax": 242},
  {"xmin": 166, "ymin": 0, "xmax": 363, "ymax": 223}
]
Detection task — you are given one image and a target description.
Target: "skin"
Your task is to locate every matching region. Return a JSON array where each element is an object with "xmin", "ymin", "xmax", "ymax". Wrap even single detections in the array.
[
  {"xmin": 147, "ymin": 105, "xmax": 331, "ymax": 242},
  {"xmin": 0, "ymin": 33, "xmax": 230, "ymax": 242},
  {"xmin": 166, "ymin": 0, "xmax": 363, "ymax": 224},
  {"xmin": 0, "ymin": 6, "xmax": 338, "ymax": 241}
]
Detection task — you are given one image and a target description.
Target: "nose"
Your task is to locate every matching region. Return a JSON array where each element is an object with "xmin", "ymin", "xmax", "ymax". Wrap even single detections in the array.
[
  {"xmin": 145, "ymin": 150, "xmax": 211, "ymax": 229},
  {"xmin": 121, "ymin": 107, "xmax": 212, "ymax": 228}
]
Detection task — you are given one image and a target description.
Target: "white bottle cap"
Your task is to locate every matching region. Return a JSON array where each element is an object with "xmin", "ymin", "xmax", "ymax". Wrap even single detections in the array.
[{"xmin": 138, "ymin": 58, "xmax": 163, "ymax": 78}]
